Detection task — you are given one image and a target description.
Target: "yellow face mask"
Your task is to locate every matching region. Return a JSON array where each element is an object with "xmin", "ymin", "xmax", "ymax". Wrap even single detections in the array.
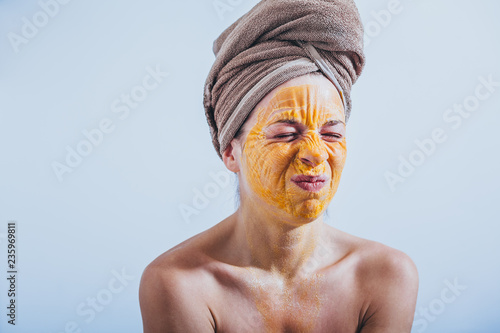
[{"xmin": 240, "ymin": 83, "xmax": 347, "ymax": 220}]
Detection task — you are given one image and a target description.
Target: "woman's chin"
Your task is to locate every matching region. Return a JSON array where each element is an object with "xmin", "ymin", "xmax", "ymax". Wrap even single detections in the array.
[{"xmin": 287, "ymin": 198, "xmax": 329, "ymax": 221}]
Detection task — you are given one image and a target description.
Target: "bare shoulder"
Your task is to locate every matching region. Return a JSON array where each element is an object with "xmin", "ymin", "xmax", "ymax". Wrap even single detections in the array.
[
  {"xmin": 139, "ymin": 241, "xmax": 207, "ymax": 295},
  {"xmin": 329, "ymin": 228, "xmax": 418, "ymax": 286},
  {"xmin": 355, "ymin": 237, "xmax": 419, "ymax": 290},
  {"xmin": 332, "ymin": 229, "xmax": 419, "ymax": 332},
  {"xmin": 139, "ymin": 229, "xmax": 220, "ymax": 333}
]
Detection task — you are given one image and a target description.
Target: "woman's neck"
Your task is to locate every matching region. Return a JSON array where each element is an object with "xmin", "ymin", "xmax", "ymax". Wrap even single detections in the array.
[{"xmin": 233, "ymin": 198, "xmax": 326, "ymax": 279}]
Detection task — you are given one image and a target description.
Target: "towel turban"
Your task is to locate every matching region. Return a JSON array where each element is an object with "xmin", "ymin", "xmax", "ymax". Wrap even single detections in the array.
[{"xmin": 203, "ymin": 0, "xmax": 366, "ymax": 160}]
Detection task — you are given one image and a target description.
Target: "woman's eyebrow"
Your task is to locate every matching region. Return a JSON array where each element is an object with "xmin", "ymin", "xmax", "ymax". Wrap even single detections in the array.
[
  {"xmin": 272, "ymin": 119, "xmax": 300, "ymax": 125},
  {"xmin": 322, "ymin": 119, "xmax": 345, "ymax": 127},
  {"xmin": 268, "ymin": 119, "xmax": 345, "ymax": 127}
]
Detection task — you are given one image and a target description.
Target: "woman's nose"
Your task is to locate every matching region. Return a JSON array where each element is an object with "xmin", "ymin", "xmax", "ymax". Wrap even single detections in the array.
[{"xmin": 297, "ymin": 136, "xmax": 328, "ymax": 168}]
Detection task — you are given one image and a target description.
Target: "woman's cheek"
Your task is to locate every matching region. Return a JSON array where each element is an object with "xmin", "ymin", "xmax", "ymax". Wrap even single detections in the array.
[
  {"xmin": 254, "ymin": 142, "xmax": 291, "ymax": 187},
  {"xmin": 243, "ymin": 135, "xmax": 295, "ymax": 196},
  {"xmin": 327, "ymin": 140, "xmax": 347, "ymax": 182},
  {"xmin": 242, "ymin": 135, "xmax": 276, "ymax": 193}
]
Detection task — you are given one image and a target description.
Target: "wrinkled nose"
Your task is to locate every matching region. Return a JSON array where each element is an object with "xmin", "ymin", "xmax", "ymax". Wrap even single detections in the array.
[{"xmin": 297, "ymin": 137, "xmax": 328, "ymax": 168}]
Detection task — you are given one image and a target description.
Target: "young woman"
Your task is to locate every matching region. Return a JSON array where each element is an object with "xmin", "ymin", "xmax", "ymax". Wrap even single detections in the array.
[{"xmin": 140, "ymin": 1, "xmax": 418, "ymax": 332}]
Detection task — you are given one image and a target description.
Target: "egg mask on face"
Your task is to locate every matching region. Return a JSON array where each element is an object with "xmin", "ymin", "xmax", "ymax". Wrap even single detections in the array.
[{"xmin": 239, "ymin": 82, "xmax": 347, "ymax": 220}]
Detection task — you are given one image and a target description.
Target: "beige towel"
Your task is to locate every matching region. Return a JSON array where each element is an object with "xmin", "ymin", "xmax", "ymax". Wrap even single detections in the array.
[{"xmin": 203, "ymin": 0, "xmax": 366, "ymax": 159}]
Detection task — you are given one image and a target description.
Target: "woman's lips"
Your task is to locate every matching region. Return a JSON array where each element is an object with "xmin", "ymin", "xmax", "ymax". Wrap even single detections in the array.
[{"xmin": 291, "ymin": 174, "xmax": 328, "ymax": 192}]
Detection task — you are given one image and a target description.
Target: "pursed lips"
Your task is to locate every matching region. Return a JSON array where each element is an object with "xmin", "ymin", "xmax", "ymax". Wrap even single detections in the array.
[{"xmin": 290, "ymin": 174, "xmax": 328, "ymax": 192}]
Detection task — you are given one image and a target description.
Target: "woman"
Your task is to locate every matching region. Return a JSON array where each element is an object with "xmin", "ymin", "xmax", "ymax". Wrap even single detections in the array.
[{"xmin": 140, "ymin": 1, "xmax": 418, "ymax": 332}]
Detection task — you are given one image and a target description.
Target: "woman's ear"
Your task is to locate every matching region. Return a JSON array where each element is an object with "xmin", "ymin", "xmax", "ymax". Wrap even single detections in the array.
[{"xmin": 222, "ymin": 140, "xmax": 241, "ymax": 173}]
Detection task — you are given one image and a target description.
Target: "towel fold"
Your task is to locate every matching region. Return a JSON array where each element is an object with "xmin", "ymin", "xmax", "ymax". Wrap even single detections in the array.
[{"xmin": 203, "ymin": 0, "xmax": 366, "ymax": 159}]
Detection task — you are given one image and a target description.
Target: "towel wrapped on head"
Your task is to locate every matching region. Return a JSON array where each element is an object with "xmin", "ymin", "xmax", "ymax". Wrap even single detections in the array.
[{"xmin": 203, "ymin": 0, "xmax": 366, "ymax": 159}]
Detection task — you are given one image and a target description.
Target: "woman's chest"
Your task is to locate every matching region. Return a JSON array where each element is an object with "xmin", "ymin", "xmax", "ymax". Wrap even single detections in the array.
[{"xmin": 211, "ymin": 269, "xmax": 363, "ymax": 332}]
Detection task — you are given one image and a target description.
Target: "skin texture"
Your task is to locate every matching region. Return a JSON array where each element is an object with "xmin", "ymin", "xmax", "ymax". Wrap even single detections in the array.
[
  {"xmin": 241, "ymin": 83, "xmax": 346, "ymax": 220},
  {"xmin": 139, "ymin": 73, "xmax": 419, "ymax": 333}
]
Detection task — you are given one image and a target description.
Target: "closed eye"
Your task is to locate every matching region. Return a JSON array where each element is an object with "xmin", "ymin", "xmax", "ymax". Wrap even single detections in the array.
[
  {"xmin": 275, "ymin": 133, "xmax": 296, "ymax": 138},
  {"xmin": 274, "ymin": 133, "xmax": 298, "ymax": 140},
  {"xmin": 321, "ymin": 133, "xmax": 343, "ymax": 141}
]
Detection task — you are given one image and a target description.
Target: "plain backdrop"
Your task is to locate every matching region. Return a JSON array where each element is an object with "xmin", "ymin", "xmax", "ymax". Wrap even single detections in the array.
[{"xmin": 0, "ymin": 0, "xmax": 499, "ymax": 332}]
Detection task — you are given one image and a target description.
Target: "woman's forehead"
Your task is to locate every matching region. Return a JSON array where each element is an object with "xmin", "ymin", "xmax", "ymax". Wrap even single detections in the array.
[
  {"xmin": 248, "ymin": 75, "xmax": 345, "ymax": 126},
  {"xmin": 257, "ymin": 74, "xmax": 341, "ymax": 109},
  {"xmin": 267, "ymin": 84, "xmax": 340, "ymax": 119}
]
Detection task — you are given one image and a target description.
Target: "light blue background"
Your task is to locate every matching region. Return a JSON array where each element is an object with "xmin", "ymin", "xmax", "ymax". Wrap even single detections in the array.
[{"xmin": 0, "ymin": 0, "xmax": 499, "ymax": 332}]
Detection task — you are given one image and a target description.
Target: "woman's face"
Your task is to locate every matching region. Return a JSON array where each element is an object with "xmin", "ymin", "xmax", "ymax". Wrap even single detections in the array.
[{"xmin": 236, "ymin": 74, "xmax": 347, "ymax": 220}]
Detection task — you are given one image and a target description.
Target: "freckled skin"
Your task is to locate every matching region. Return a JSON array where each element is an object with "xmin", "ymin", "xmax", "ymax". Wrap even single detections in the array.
[{"xmin": 139, "ymin": 74, "xmax": 419, "ymax": 333}]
